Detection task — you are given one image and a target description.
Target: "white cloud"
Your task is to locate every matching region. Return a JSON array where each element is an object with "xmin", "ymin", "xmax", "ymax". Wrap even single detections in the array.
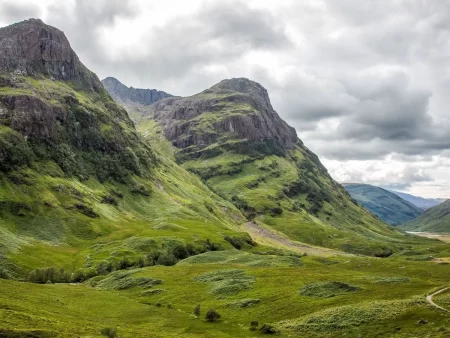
[{"xmin": 1, "ymin": 0, "xmax": 450, "ymax": 198}]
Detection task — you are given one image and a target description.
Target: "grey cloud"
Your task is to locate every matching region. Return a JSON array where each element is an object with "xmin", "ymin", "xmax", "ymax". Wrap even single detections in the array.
[
  {"xmin": 45, "ymin": 0, "xmax": 139, "ymax": 70},
  {"xmin": 109, "ymin": 1, "xmax": 292, "ymax": 87},
  {"xmin": 1, "ymin": 2, "xmax": 42, "ymax": 24}
]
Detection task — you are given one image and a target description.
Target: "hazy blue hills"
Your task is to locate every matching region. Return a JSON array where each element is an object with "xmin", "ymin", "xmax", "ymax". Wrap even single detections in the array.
[
  {"xmin": 343, "ymin": 184, "xmax": 423, "ymax": 225},
  {"xmin": 389, "ymin": 190, "xmax": 445, "ymax": 210}
]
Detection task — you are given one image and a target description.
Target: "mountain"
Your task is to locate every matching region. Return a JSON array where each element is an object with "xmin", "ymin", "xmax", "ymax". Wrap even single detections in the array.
[
  {"xmin": 0, "ymin": 19, "xmax": 248, "ymax": 279},
  {"xmin": 108, "ymin": 77, "xmax": 419, "ymax": 257},
  {"xmin": 401, "ymin": 199, "xmax": 450, "ymax": 232},
  {"xmin": 389, "ymin": 190, "xmax": 445, "ymax": 210},
  {"xmin": 101, "ymin": 76, "xmax": 172, "ymax": 107},
  {"xmin": 343, "ymin": 184, "xmax": 423, "ymax": 225},
  {"xmin": 2, "ymin": 19, "xmax": 450, "ymax": 338}
]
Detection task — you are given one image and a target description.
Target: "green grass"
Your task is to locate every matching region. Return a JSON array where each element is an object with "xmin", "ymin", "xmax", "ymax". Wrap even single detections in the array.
[
  {"xmin": 1, "ymin": 254, "xmax": 450, "ymax": 337},
  {"xmin": 194, "ymin": 269, "xmax": 255, "ymax": 298},
  {"xmin": 401, "ymin": 200, "xmax": 450, "ymax": 232},
  {"xmin": 299, "ymin": 281, "xmax": 361, "ymax": 298}
]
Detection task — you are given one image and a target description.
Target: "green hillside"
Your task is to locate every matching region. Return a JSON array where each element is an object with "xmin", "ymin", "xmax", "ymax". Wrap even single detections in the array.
[
  {"xmin": 2, "ymin": 19, "xmax": 450, "ymax": 338},
  {"xmin": 127, "ymin": 78, "xmax": 426, "ymax": 257},
  {"xmin": 0, "ymin": 19, "xmax": 250, "ymax": 280},
  {"xmin": 401, "ymin": 200, "xmax": 450, "ymax": 232},
  {"xmin": 343, "ymin": 184, "xmax": 423, "ymax": 225}
]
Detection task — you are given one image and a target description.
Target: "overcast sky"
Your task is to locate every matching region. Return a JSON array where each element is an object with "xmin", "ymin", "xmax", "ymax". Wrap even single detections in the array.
[{"xmin": 1, "ymin": 0, "xmax": 450, "ymax": 198}]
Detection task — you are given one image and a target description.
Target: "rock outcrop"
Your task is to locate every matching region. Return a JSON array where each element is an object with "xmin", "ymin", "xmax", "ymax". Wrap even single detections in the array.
[
  {"xmin": 0, "ymin": 18, "xmax": 101, "ymax": 92},
  {"xmin": 102, "ymin": 77, "xmax": 172, "ymax": 106},
  {"xmin": 0, "ymin": 19, "xmax": 154, "ymax": 180},
  {"xmin": 148, "ymin": 78, "xmax": 299, "ymax": 159}
]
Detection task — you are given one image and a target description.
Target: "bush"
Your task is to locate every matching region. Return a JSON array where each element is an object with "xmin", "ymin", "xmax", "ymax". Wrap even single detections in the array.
[
  {"xmin": 250, "ymin": 321, "xmax": 259, "ymax": 331},
  {"xmin": 194, "ymin": 304, "xmax": 201, "ymax": 316},
  {"xmin": 156, "ymin": 253, "xmax": 177, "ymax": 266},
  {"xmin": 100, "ymin": 327, "xmax": 118, "ymax": 338},
  {"xmin": 260, "ymin": 324, "xmax": 277, "ymax": 334},
  {"xmin": 205, "ymin": 309, "xmax": 221, "ymax": 322}
]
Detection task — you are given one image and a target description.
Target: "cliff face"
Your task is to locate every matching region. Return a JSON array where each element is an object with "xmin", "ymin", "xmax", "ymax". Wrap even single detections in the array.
[
  {"xmin": 0, "ymin": 19, "xmax": 101, "ymax": 92},
  {"xmin": 0, "ymin": 19, "xmax": 154, "ymax": 180},
  {"xmin": 102, "ymin": 77, "xmax": 172, "ymax": 106},
  {"xmin": 149, "ymin": 78, "xmax": 299, "ymax": 160}
]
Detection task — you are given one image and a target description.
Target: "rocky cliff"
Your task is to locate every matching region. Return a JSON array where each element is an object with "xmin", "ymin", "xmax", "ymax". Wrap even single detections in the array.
[
  {"xmin": 148, "ymin": 78, "xmax": 299, "ymax": 161},
  {"xmin": 102, "ymin": 77, "xmax": 172, "ymax": 106},
  {"xmin": 0, "ymin": 19, "xmax": 101, "ymax": 92},
  {"xmin": 0, "ymin": 19, "xmax": 154, "ymax": 180}
]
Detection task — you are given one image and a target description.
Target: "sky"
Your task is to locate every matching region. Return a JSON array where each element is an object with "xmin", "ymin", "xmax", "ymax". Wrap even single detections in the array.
[{"xmin": 1, "ymin": 0, "xmax": 450, "ymax": 198}]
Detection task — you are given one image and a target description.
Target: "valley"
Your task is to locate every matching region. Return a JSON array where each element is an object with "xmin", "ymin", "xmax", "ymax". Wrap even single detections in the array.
[{"xmin": 0, "ymin": 17, "xmax": 449, "ymax": 338}]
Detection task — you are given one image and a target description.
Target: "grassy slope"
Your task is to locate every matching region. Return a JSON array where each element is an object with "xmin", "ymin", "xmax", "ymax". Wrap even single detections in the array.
[
  {"xmin": 1, "ymin": 250, "xmax": 450, "ymax": 337},
  {"xmin": 343, "ymin": 183, "xmax": 423, "ymax": 225},
  {"xmin": 0, "ymin": 77, "xmax": 250, "ymax": 278},
  {"xmin": 134, "ymin": 91, "xmax": 430, "ymax": 257},
  {"xmin": 401, "ymin": 200, "xmax": 450, "ymax": 233}
]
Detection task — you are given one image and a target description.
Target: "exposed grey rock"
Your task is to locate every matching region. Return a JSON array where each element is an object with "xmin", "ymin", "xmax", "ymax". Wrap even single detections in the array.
[
  {"xmin": 102, "ymin": 77, "xmax": 172, "ymax": 106},
  {"xmin": 0, "ymin": 18, "xmax": 102, "ymax": 92},
  {"xmin": 146, "ymin": 78, "xmax": 299, "ymax": 158}
]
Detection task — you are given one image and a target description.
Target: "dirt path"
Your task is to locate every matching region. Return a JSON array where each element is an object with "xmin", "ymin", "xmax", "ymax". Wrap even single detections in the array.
[
  {"xmin": 426, "ymin": 287, "xmax": 450, "ymax": 312},
  {"xmin": 244, "ymin": 221, "xmax": 351, "ymax": 257}
]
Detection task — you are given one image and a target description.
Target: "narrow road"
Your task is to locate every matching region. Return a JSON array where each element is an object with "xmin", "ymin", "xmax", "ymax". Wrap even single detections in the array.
[{"xmin": 426, "ymin": 287, "xmax": 450, "ymax": 312}]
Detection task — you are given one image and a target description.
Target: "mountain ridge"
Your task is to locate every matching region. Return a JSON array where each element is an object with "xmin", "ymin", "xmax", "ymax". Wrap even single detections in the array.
[
  {"xmin": 102, "ymin": 77, "xmax": 172, "ymax": 106},
  {"xmin": 343, "ymin": 183, "xmax": 423, "ymax": 225},
  {"xmin": 401, "ymin": 199, "xmax": 450, "ymax": 232},
  {"xmin": 389, "ymin": 190, "xmax": 445, "ymax": 210},
  {"xmin": 106, "ymin": 77, "xmax": 421, "ymax": 257}
]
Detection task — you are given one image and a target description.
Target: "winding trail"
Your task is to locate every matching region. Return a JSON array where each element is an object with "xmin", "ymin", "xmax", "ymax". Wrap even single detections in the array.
[
  {"xmin": 426, "ymin": 287, "xmax": 450, "ymax": 312},
  {"xmin": 244, "ymin": 221, "xmax": 352, "ymax": 257}
]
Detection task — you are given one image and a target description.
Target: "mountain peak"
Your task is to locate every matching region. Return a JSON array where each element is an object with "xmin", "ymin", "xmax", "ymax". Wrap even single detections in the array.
[
  {"xmin": 212, "ymin": 77, "xmax": 266, "ymax": 93},
  {"xmin": 207, "ymin": 77, "xmax": 272, "ymax": 110},
  {"xmin": 0, "ymin": 19, "xmax": 100, "ymax": 91},
  {"xmin": 102, "ymin": 77, "xmax": 172, "ymax": 106}
]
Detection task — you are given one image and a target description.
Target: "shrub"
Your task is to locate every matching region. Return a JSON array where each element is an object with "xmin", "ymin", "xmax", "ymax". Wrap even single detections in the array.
[
  {"xmin": 156, "ymin": 252, "xmax": 177, "ymax": 266},
  {"xmin": 205, "ymin": 309, "xmax": 221, "ymax": 322},
  {"xmin": 250, "ymin": 321, "xmax": 259, "ymax": 331},
  {"xmin": 100, "ymin": 327, "xmax": 118, "ymax": 338},
  {"xmin": 194, "ymin": 304, "xmax": 201, "ymax": 316},
  {"xmin": 260, "ymin": 324, "xmax": 277, "ymax": 334}
]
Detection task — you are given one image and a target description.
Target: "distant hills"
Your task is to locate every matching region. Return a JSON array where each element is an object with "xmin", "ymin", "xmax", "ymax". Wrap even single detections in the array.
[
  {"xmin": 389, "ymin": 190, "xmax": 445, "ymax": 210},
  {"xmin": 343, "ymin": 184, "xmax": 423, "ymax": 225},
  {"xmin": 102, "ymin": 77, "xmax": 172, "ymax": 106},
  {"xmin": 401, "ymin": 199, "xmax": 450, "ymax": 232}
]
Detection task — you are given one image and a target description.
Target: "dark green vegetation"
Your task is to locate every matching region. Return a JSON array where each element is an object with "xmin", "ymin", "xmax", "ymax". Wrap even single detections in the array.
[
  {"xmin": 343, "ymin": 183, "xmax": 423, "ymax": 225},
  {"xmin": 1, "ymin": 19, "xmax": 450, "ymax": 338},
  {"xmin": 402, "ymin": 199, "xmax": 450, "ymax": 232}
]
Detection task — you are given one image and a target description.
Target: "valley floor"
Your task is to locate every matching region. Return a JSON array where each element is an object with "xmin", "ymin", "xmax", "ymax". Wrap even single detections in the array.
[
  {"xmin": 407, "ymin": 232, "xmax": 450, "ymax": 243},
  {"xmin": 1, "ymin": 251, "xmax": 450, "ymax": 337}
]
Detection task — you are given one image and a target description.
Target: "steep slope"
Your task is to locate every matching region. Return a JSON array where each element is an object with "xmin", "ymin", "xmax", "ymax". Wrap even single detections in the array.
[
  {"xmin": 0, "ymin": 19, "xmax": 250, "ymax": 279},
  {"xmin": 101, "ymin": 77, "xmax": 172, "ymax": 107},
  {"xmin": 116, "ymin": 78, "xmax": 423, "ymax": 257},
  {"xmin": 401, "ymin": 199, "xmax": 450, "ymax": 232},
  {"xmin": 389, "ymin": 190, "xmax": 445, "ymax": 210},
  {"xmin": 343, "ymin": 184, "xmax": 423, "ymax": 225}
]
